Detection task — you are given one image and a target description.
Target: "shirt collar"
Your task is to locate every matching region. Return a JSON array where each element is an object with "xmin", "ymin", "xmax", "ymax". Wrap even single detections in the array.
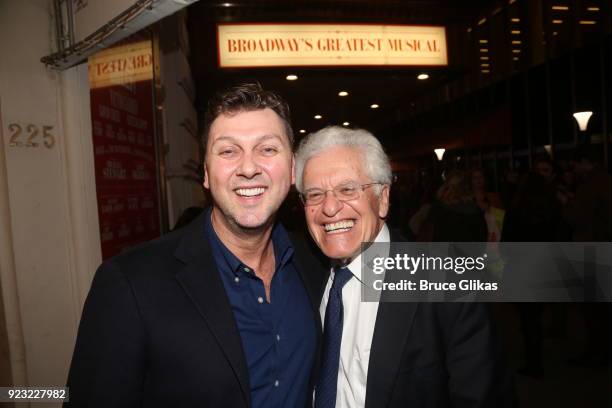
[
  {"xmin": 204, "ymin": 207, "xmax": 294, "ymax": 275},
  {"xmin": 342, "ymin": 223, "xmax": 390, "ymax": 283}
]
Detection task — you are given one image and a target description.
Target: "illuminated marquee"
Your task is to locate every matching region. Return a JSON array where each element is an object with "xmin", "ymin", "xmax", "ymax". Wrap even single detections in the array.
[{"xmin": 217, "ymin": 24, "xmax": 448, "ymax": 67}]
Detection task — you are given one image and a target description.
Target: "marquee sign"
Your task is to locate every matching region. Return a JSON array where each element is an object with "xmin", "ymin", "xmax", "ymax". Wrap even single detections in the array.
[{"xmin": 217, "ymin": 24, "xmax": 448, "ymax": 68}]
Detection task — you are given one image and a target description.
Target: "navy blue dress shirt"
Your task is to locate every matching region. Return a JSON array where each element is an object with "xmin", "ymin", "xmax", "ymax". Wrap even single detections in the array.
[{"xmin": 205, "ymin": 210, "xmax": 316, "ymax": 408}]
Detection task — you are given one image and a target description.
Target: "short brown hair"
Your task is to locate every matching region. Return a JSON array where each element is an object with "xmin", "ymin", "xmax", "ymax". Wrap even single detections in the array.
[{"xmin": 202, "ymin": 83, "xmax": 293, "ymax": 160}]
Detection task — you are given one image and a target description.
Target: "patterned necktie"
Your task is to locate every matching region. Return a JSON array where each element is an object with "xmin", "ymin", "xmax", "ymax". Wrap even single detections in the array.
[{"xmin": 315, "ymin": 266, "xmax": 354, "ymax": 408}]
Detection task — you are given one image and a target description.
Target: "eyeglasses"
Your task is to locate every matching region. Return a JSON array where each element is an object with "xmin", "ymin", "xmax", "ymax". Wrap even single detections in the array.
[{"xmin": 299, "ymin": 182, "xmax": 383, "ymax": 206}]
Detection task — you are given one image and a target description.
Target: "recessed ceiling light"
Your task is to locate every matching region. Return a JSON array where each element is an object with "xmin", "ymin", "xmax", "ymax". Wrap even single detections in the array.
[
  {"xmin": 338, "ymin": 91, "xmax": 349, "ymax": 97},
  {"xmin": 314, "ymin": 114, "xmax": 322, "ymax": 119},
  {"xmin": 478, "ymin": 39, "xmax": 488, "ymax": 44},
  {"xmin": 511, "ymin": 18, "xmax": 520, "ymax": 22},
  {"xmin": 299, "ymin": 129, "xmax": 306, "ymax": 134},
  {"xmin": 587, "ymin": 7, "xmax": 600, "ymax": 11},
  {"xmin": 286, "ymin": 74, "xmax": 298, "ymax": 81},
  {"xmin": 370, "ymin": 104, "xmax": 379, "ymax": 109},
  {"xmin": 342, "ymin": 122, "xmax": 350, "ymax": 126},
  {"xmin": 579, "ymin": 20, "xmax": 597, "ymax": 25},
  {"xmin": 552, "ymin": 19, "xmax": 563, "ymax": 24},
  {"xmin": 511, "ymin": 30, "xmax": 521, "ymax": 34},
  {"xmin": 551, "ymin": 5, "xmax": 569, "ymax": 11},
  {"xmin": 417, "ymin": 73, "xmax": 429, "ymax": 80}
]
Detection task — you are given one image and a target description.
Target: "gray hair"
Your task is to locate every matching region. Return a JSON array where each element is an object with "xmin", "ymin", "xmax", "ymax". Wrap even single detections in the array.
[{"xmin": 294, "ymin": 126, "xmax": 392, "ymax": 194}]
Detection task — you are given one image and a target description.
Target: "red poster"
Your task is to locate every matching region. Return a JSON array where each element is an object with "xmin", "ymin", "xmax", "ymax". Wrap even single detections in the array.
[{"xmin": 89, "ymin": 39, "xmax": 160, "ymax": 260}]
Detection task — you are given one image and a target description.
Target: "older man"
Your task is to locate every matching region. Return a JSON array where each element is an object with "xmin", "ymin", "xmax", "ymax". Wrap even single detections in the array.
[
  {"xmin": 295, "ymin": 126, "xmax": 513, "ymax": 408},
  {"xmin": 66, "ymin": 84, "xmax": 323, "ymax": 408}
]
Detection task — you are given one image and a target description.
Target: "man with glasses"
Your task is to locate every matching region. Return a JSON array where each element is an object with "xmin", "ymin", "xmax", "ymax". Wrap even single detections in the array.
[{"xmin": 295, "ymin": 126, "xmax": 514, "ymax": 408}]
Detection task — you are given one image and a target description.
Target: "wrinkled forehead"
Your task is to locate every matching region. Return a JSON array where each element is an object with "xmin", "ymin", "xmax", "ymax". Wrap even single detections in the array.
[{"xmin": 303, "ymin": 146, "xmax": 367, "ymax": 186}]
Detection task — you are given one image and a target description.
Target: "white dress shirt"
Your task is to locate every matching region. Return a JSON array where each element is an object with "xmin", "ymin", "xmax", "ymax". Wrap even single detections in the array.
[{"xmin": 319, "ymin": 224, "xmax": 390, "ymax": 408}]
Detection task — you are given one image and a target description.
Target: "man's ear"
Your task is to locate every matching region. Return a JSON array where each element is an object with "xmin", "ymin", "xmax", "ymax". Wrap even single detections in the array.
[
  {"xmin": 378, "ymin": 184, "xmax": 390, "ymax": 219},
  {"xmin": 291, "ymin": 155, "xmax": 296, "ymax": 185},
  {"xmin": 203, "ymin": 163, "xmax": 210, "ymax": 189}
]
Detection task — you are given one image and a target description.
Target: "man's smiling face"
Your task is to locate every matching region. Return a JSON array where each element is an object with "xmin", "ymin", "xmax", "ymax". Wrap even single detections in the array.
[
  {"xmin": 302, "ymin": 145, "xmax": 389, "ymax": 262},
  {"xmin": 204, "ymin": 108, "xmax": 294, "ymax": 232}
]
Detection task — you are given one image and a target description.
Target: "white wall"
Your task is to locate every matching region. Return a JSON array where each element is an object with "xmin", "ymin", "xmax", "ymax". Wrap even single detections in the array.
[
  {"xmin": 159, "ymin": 11, "xmax": 204, "ymax": 228},
  {"xmin": 0, "ymin": 0, "xmax": 101, "ymax": 395},
  {"xmin": 0, "ymin": 2, "xmax": 204, "ymax": 398}
]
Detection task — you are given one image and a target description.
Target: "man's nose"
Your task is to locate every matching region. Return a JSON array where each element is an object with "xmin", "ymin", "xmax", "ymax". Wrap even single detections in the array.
[
  {"xmin": 236, "ymin": 153, "xmax": 261, "ymax": 178},
  {"xmin": 321, "ymin": 191, "xmax": 343, "ymax": 217}
]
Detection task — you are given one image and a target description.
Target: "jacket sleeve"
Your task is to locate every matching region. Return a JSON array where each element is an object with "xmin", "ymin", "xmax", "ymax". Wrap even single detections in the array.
[
  {"xmin": 65, "ymin": 261, "xmax": 146, "ymax": 407},
  {"xmin": 443, "ymin": 303, "xmax": 516, "ymax": 408}
]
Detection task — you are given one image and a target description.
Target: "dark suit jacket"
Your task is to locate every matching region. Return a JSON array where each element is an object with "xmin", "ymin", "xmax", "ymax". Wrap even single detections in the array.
[
  {"xmin": 65, "ymin": 213, "xmax": 324, "ymax": 408},
  {"xmin": 315, "ymin": 230, "xmax": 515, "ymax": 408}
]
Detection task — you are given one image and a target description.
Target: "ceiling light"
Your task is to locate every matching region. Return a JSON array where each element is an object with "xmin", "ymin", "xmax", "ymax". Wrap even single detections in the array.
[
  {"xmin": 511, "ymin": 30, "xmax": 521, "ymax": 34},
  {"xmin": 579, "ymin": 20, "xmax": 597, "ymax": 25},
  {"xmin": 478, "ymin": 18, "xmax": 487, "ymax": 26},
  {"xmin": 511, "ymin": 18, "xmax": 520, "ymax": 23},
  {"xmin": 478, "ymin": 39, "xmax": 488, "ymax": 44},
  {"xmin": 417, "ymin": 73, "xmax": 429, "ymax": 80},
  {"xmin": 551, "ymin": 5, "xmax": 569, "ymax": 10},
  {"xmin": 512, "ymin": 49, "xmax": 521, "ymax": 53},
  {"xmin": 552, "ymin": 19, "xmax": 564, "ymax": 24},
  {"xmin": 512, "ymin": 40, "xmax": 522, "ymax": 44},
  {"xmin": 544, "ymin": 144, "xmax": 553, "ymax": 156},
  {"xmin": 573, "ymin": 111, "xmax": 593, "ymax": 131},
  {"xmin": 480, "ymin": 56, "xmax": 490, "ymax": 60},
  {"xmin": 513, "ymin": 56, "xmax": 519, "ymax": 61},
  {"xmin": 481, "ymin": 70, "xmax": 491, "ymax": 74},
  {"xmin": 314, "ymin": 114, "xmax": 322, "ymax": 119},
  {"xmin": 299, "ymin": 129, "xmax": 306, "ymax": 134},
  {"xmin": 480, "ymin": 48, "xmax": 489, "ymax": 53},
  {"xmin": 338, "ymin": 91, "xmax": 349, "ymax": 97},
  {"xmin": 434, "ymin": 148, "xmax": 446, "ymax": 161},
  {"xmin": 370, "ymin": 104, "xmax": 379, "ymax": 109},
  {"xmin": 467, "ymin": 27, "xmax": 472, "ymax": 33},
  {"xmin": 553, "ymin": 31, "xmax": 558, "ymax": 36},
  {"xmin": 342, "ymin": 122, "xmax": 350, "ymax": 126},
  {"xmin": 481, "ymin": 63, "xmax": 490, "ymax": 67},
  {"xmin": 587, "ymin": 7, "xmax": 600, "ymax": 11},
  {"xmin": 286, "ymin": 74, "xmax": 298, "ymax": 81}
]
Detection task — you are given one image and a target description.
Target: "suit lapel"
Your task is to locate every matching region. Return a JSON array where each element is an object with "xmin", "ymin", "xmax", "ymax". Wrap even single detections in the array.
[
  {"xmin": 174, "ymin": 215, "xmax": 251, "ymax": 408},
  {"xmin": 365, "ymin": 236, "xmax": 418, "ymax": 408},
  {"xmin": 292, "ymin": 242, "xmax": 324, "ymax": 335},
  {"xmin": 366, "ymin": 301, "xmax": 417, "ymax": 408}
]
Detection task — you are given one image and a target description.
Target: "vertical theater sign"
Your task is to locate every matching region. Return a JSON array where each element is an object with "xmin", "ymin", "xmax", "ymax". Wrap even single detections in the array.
[{"xmin": 88, "ymin": 39, "xmax": 160, "ymax": 259}]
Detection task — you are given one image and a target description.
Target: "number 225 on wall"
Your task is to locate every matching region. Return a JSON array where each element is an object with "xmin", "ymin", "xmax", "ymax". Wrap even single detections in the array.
[{"xmin": 7, "ymin": 123, "xmax": 56, "ymax": 149}]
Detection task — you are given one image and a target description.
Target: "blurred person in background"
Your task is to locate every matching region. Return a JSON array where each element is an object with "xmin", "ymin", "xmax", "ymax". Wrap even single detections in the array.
[
  {"xmin": 502, "ymin": 172, "xmax": 564, "ymax": 378},
  {"xmin": 420, "ymin": 170, "xmax": 487, "ymax": 242},
  {"xmin": 471, "ymin": 168, "xmax": 505, "ymax": 243},
  {"xmin": 563, "ymin": 147, "xmax": 612, "ymax": 368}
]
